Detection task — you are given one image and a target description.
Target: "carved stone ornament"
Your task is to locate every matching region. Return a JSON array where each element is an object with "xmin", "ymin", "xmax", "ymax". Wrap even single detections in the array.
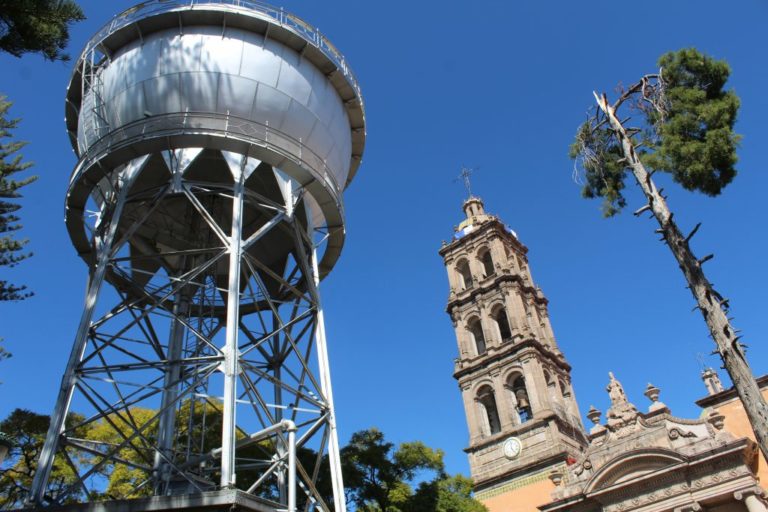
[
  {"xmin": 587, "ymin": 405, "xmax": 602, "ymax": 425},
  {"xmin": 668, "ymin": 428, "xmax": 697, "ymax": 440},
  {"xmin": 548, "ymin": 469, "xmax": 564, "ymax": 486},
  {"xmin": 707, "ymin": 409, "xmax": 726, "ymax": 431},
  {"xmin": 605, "ymin": 372, "xmax": 639, "ymax": 432}
]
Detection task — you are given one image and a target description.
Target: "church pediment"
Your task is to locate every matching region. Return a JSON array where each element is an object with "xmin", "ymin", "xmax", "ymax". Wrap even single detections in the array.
[{"xmin": 584, "ymin": 448, "xmax": 686, "ymax": 494}]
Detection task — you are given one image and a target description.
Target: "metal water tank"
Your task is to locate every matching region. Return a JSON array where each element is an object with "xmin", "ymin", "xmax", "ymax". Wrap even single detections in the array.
[{"xmin": 65, "ymin": 0, "xmax": 365, "ymax": 278}]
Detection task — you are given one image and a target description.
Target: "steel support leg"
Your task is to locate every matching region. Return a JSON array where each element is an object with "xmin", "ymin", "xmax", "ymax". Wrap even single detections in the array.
[
  {"xmin": 220, "ymin": 172, "xmax": 245, "ymax": 489},
  {"xmin": 30, "ymin": 180, "xmax": 133, "ymax": 505},
  {"xmin": 154, "ymin": 287, "xmax": 190, "ymax": 493},
  {"xmin": 310, "ymin": 246, "xmax": 347, "ymax": 512}
]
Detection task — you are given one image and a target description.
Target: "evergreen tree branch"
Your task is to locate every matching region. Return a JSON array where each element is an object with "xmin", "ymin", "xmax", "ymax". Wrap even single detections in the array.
[{"xmin": 0, "ymin": 96, "xmax": 35, "ymax": 302}]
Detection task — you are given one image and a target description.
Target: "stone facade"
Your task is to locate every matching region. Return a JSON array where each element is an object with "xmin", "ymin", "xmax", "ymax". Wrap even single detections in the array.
[
  {"xmin": 440, "ymin": 197, "xmax": 768, "ymax": 512},
  {"xmin": 543, "ymin": 373, "xmax": 765, "ymax": 512},
  {"xmin": 696, "ymin": 376, "xmax": 768, "ymax": 493}
]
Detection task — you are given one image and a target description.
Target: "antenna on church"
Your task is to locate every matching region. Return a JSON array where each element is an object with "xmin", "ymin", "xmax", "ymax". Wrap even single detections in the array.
[
  {"xmin": 454, "ymin": 165, "xmax": 480, "ymax": 198},
  {"xmin": 695, "ymin": 352, "xmax": 708, "ymax": 370}
]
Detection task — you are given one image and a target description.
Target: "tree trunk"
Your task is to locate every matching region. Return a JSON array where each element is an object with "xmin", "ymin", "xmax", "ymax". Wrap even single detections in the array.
[{"xmin": 594, "ymin": 92, "xmax": 768, "ymax": 460}]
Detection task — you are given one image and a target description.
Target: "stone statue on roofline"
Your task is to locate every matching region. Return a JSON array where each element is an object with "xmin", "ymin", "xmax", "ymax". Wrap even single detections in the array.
[{"xmin": 605, "ymin": 372, "xmax": 639, "ymax": 431}]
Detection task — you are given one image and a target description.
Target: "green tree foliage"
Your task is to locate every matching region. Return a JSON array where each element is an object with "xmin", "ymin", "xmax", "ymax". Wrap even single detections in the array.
[
  {"xmin": 341, "ymin": 428, "xmax": 487, "ymax": 512},
  {"xmin": 80, "ymin": 400, "xmax": 233, "ymax": 500},
  {"xmin": 571, "ymin": 48, "xmax": 740, "ymax": 216},
  {"xmin": 0, "ymin": 0, "xmax": 85, "ymax": 61},
  {"xmin": 407, "ymin": 474, "xmax": 486, "ymax": 512},
  {"xmin": 45, "ymin": 400, "xmax": 287, "ymax": 502},
  {"xmin": 645, "ymin": 49, "xmax": 740, "ymax": 194},
  {"xmin": 1, "ymin": 410, "xmax": 484, "ymax": 512},
  {"xmin": 570, "ymin": 121, "xmax": 627, "ymax": 217},
  {"xmin": 84, "ymin": 407, "xmax": 158, "ymax": 500},
  {"xmin": 0, "ymin": 97, "xmax": 36, "ymax": 302},
  {"xmin": 0, "ymin": 409, "xmax": 89, "ymax": 509},
  {"xmin": 0, "ymin": 338, "xmax": 10, "ymax": 383}
]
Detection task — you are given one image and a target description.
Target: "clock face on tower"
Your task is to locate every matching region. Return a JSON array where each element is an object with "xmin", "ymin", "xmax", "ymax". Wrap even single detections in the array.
[{"xmin": 503, "ymin": 437, "xmax": 523, "ymax": 459}]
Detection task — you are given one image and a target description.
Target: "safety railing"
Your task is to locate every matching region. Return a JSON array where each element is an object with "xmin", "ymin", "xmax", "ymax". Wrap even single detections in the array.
[{"xmin": 71, "ymin": 110, "xmax": 343, "ymax": 198}]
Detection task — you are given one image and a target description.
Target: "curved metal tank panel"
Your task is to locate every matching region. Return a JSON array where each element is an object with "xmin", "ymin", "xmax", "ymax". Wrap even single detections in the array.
[{"xmin": 77, "ymin": 27, "xmax": 353, "ymax": 190}]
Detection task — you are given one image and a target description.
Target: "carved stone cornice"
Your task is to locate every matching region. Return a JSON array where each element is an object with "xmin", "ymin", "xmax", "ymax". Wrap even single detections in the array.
[
  {"xmin": 471, "ymin": 449, "xmax": 572, "ymax": 491},
  {"xmin": 695, "ymin": 374, "xmax": 768, "ymax": 408},
  {"xmin": 465, "ymin": 417, "xmax": 551, "ymax": 453},
  {"xmin": 453, "ymin": 338, "xmax": 571, "ymax": 381},
  {"xmin": 446, "ymin": 272, "xmax": 549, "ymax": 312},
  {"xmin": 439, "ymin": 218, "xmax": 528, "ymax": 257}
]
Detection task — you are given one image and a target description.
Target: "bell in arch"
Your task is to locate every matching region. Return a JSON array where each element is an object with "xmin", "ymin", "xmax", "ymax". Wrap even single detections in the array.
[{"xmin": 515, "ymin": 387, "xmax": 530, "ymax": 410}]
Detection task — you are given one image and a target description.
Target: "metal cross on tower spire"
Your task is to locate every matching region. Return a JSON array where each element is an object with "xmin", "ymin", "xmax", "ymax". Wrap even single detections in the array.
[{"xmin": 455, "ymin": 166, "xmax": 479, "ymax": 198}]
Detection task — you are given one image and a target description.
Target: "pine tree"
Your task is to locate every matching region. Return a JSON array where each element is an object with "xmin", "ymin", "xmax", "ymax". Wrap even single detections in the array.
[
  {"xmin": 570, "ymin": 48, "xmax": 768, "ymax": 460},
  {"xmin": 0, "ymin": 97, "xmax": 36, "ymax": 302},
  {"xmin": 0, "ymin": 0, "xmax": 85, "ymax": 62}
]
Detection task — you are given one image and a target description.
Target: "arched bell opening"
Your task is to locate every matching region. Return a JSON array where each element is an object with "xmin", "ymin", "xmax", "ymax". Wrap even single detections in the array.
[
  {"xmin": 478, "ymin": 247, "xmax": 494, "ymax": 278},
  {"xmin": 467, "ymin": 317, "xmax": 486, "ymax": 356},
  {"xmin": 492, "ymin": 305, "xmax": 512, "ymax": 342},
  {"xmin": 456, "ymin": 258, "xmax": 472, "ymax": 290},
  {"xmin": 507, "ymin": 373, "xmax": 532, "ymax": 424},
  {"xmin": 476, "ymin": 385, "xmax": 501, "ymax": 436}
]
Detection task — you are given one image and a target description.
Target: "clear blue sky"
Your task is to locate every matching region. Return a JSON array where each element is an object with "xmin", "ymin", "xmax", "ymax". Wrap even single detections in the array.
[{"xmin": 1, "ymin": 0, "xmax": 768, "ymax": 478}]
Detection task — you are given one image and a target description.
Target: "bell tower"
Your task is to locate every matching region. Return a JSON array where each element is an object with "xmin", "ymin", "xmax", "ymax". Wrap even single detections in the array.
[{"xmin": 439, "ymin": 196, "xmax": 587, "ymax": 511}]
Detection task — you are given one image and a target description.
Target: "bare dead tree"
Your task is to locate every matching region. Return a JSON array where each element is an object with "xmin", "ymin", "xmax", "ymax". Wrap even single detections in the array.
[{"xmin": 574, "ymin": 69, "xmax": 768, "ymax": 460}]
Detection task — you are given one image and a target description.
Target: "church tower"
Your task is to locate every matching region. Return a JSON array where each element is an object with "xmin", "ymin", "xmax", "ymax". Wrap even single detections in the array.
[{"xmin": 439, "ymin": 196, "xmax": 588, "ymax": 511}]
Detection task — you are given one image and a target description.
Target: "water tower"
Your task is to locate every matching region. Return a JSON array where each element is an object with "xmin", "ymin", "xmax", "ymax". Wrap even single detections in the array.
[{"xmin": 29, "ymin": 2, "xmax": 364, "ymax": 511}]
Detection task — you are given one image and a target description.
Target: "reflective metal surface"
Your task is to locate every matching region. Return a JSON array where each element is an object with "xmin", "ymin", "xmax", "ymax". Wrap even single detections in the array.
[
  {"xmin": 78, "ymin": 27, "xmax": 353, "ymax": 192},
  {"xmin": 78, "ymin": 0, "xmax": 362, "ymax": 104}
]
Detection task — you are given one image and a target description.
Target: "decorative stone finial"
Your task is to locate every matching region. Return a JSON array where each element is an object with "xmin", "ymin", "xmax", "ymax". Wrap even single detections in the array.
[
  {"xmin": 644, "ymin": 383, "xmax": 660, "ymax": 402},
  {"xmin": 701, "ymin": 368, "xmax": 724, "ymax": 396},
  {"xmin": 548, "ymin": 469, "xmax": 564, "ymax": 487},
  {"xmin": 707, "ymin": 409, "xmax": 726, "ymax": 431},
  {"xmin": 644, "ymin": 383, "xmax": 668, "ymax": 413},
  {"xmin": 587, "ymin": 405, "xmax": 601, "ymax": 425},
  {"xmin": 586, "ymin": 405, "xmax": 606, "ymax": 436}
]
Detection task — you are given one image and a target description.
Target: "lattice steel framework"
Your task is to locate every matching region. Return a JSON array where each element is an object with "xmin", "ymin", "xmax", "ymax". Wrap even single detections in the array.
[{"xmin": 29, "ymin": 148, "xmax": 346, "ymax": 511}]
